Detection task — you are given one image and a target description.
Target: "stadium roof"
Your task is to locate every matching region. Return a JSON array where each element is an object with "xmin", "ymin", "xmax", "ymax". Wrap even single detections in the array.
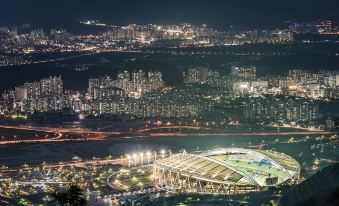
[{"xmin": 154, "ymin": 148, "xmax": 300, "ymax": 187}]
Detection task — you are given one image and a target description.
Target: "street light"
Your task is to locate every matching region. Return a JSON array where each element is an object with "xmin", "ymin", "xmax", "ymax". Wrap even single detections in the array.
[
  {"xmin": 126, "ymin": 154, "xmax": 131, "ymax": 167},
  {"xmin": 161, "ymin": 150, "xmax": 165, "ymax": 159}
]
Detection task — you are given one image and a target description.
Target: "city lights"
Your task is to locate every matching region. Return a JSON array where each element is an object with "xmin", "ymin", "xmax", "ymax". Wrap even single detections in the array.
[{"xmin": 0, "ymin": 1, "xmax": 338, "ymax": 205}]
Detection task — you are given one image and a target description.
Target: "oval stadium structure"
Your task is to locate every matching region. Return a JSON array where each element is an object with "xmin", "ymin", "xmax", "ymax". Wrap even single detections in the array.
[{"xmin": 153, "ymin": 148, "xmax": 300, "ymax": 194}]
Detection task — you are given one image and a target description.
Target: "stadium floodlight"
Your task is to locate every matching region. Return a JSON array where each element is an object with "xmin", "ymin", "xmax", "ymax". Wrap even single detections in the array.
[
  {"xmin": 133, "ymin": 153, "xmax": 137, "ymax": 166},
  {"xmin": 146, "ymin": 151, "xmax": 151, "ymax": 164},
  {"xmin": 139, "ymin": 153, "xmax": 144, "ymax": 164},
  {"xmin": 126, "ymin": 154, "xmax": 131, "ymax": 167},
  {"xmin": 161, "ymin": 150, "xmax": 165, "ymax": 159},
  {"xmin": 154, "ymin": 151, "xmax": 157, "ymax": 161}
]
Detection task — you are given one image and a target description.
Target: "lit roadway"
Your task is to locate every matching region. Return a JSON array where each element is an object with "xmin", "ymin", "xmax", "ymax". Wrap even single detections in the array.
[
  {"xmin": 0, "ymin": 124, "xmax": 120, "ymax": 135},
  {"xmin": 138, "ymin": 125, "xmax": 338, "ymax": 136},
  {"xmin": 0, "ymin": 124, "xmax": 337, "ymax": 145},
  {"xmin": 145, "ymin": 131, "xmax": 338, "ymax": 137},
  {"xmin": 0, "ymin": 124, "xmax": 120, "ymax": 144}
]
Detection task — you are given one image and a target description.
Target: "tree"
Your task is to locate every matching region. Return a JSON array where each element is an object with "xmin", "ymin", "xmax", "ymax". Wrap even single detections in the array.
[{"xmin": 52, "ymin": 185, "xmax": 87, "ymax": 206}]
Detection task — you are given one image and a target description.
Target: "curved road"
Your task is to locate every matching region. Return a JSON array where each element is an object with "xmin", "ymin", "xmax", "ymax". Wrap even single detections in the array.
[
  {"xmin": 0, "ymin": 124, "xmax": 120, "ymax": 144},
  {"xmin": 0, "ymin": 124, "xmax": 337, "ymax": 145}
]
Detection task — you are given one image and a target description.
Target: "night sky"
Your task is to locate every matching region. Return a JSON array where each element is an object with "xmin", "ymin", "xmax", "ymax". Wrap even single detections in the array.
[{"xmin": 1, "ymin": 0, "xmax": 338, "ymax": 29}]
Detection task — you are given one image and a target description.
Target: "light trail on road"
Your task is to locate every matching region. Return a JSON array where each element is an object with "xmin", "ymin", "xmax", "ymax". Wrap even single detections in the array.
[
  {"xmin": 0, "ymin": 125, "xmax": 120, "ymax": 135},
  {"xmin": 145, "ymin": 131, "xmax": 338, "ymax": 137},
  {"xmin": 0, "ymin": 124, "xmax": 121, "ymax": 144},
  {"xmin": 0, "ymin": 124, "xmax": 337, "ymax": 145}
]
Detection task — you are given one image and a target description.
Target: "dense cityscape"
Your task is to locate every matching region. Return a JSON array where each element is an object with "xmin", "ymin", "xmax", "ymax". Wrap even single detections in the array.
[
  {"xmin": 0, "ymin": 19, "xmax": 338, "ymax": 67},
  {"xmin": 0, "ymin": 0, "xmax": 338, "ymax": 206},
  {"xmin": 1, "ymin": 67, "xmax": 339, "ymax": 130}
]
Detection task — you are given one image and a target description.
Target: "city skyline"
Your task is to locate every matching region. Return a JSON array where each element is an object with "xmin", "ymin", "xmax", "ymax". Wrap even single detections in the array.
[{"xmin": 2, "ymin": 67, "xmax": 337, "ymax": 127}]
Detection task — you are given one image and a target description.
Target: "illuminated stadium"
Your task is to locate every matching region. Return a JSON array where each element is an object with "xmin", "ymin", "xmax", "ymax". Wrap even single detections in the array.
[{"xmin": 153, "ymin": 148, "xmax": 300, "ymax": 194}]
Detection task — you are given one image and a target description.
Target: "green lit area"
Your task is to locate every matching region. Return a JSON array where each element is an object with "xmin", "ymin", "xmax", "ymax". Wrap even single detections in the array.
[{"xmin": 111, "ymin": 167, "xmax": 153, "ymax": 190}]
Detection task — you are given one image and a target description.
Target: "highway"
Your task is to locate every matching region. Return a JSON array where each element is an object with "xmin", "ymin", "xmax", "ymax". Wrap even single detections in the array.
[
  {"xmin": 0, "ymin": 124, "xmax": 120, "ymax": 144},
  {"xmin": 0, "ymin": 124, "xmax": 337, "ymax": 145},
  {"xmin": 145, "ymin": 131, "xmax": 338, "ymax": 137},
  {"xmin": 138, "ymin": 125, "xmax": 338, "ymax": 136},
  {"xmin": 0, "ymin": 125, "xmax": 120, "ymax": 135}
]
